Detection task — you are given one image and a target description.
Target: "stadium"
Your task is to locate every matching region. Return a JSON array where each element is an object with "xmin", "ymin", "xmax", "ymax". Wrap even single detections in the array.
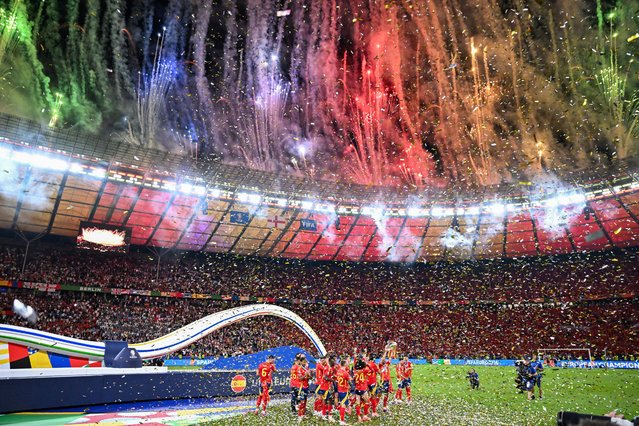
[{"xmin": 0, "ymin": 0, "xmax": 638, "ymax": 425}]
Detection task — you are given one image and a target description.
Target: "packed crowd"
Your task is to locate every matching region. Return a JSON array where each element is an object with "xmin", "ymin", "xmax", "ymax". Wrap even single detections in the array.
[
  {"xmin": 0, "ymin": 243, "xmax": 637, "ymax": 304},
  {"xmin": 1, "ymin": 241, "xmax": 637, "ymax": 359},
  {"xmin": 1, "ymin": 288, "xmax": 637, "ymax": 359}
]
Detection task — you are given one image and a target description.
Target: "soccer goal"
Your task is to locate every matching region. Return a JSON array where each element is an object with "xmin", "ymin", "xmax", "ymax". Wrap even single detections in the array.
[{"xmin": 537, "ymin": 348, "xmax": 594, "ymax": 368}]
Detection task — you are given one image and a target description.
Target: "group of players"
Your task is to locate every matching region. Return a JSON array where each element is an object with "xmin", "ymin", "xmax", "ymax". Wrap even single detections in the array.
[{"xmin": 256, "ymin": 350, "xmax": 413, "ymax": 423}]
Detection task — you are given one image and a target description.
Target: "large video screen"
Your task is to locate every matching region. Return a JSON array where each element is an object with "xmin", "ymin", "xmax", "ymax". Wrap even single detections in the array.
[{"xmin": 76, "ymin": 222, "xmax": 131, "ymax": 253}]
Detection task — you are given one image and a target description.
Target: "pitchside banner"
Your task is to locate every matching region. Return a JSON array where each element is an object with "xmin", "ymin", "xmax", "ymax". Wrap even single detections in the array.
[{"xmin": 431, "ymin": 359, "xmax": 639, "ymax": 369}]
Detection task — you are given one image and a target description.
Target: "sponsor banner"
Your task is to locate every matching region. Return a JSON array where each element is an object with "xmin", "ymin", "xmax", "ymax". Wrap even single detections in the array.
[
  {"xmin": 431, "ymin": 359, "xmax": 639, "ymax": 369},
  {"xmin": 166, "ymin": 356, "xmax": 432, "ymax": 367},
  {"xmin": 557, "ymin": 360, "xmax": 639, "ymax": 370},
  {"xmin": 164, "ymin": 358, "xmax": 217, "ymax": 366},
  {"xmin": 77, "ymin": 286, "xmax": 103, "ymax": 293},
  {"xmin": 299, "ymin": 218, "xmax": 317, "ymax": 231}
]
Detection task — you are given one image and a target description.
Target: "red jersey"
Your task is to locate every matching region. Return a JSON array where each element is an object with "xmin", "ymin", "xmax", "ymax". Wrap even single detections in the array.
[
  {"xmin": 290, "ymin": 364, "xmax": 302, "ymax": 388},
  {"xmin": 354, "ymin": 367, "xmax": 370, "ymax": 391},
  {"xmin": 403, "ymin": 361, "xmax": 413, "ymax": 378},
  {"xmin": 299, "ymin": 364, "xmax": 310, "ymax": 388},
  {"xmin": 315, "ymin": 362, "xmax": 325, "ymax": 384},
  {"xmin": 379, "ymin": 361, "xmax": 391, "ymax": 381},
  {"xmin": 366, "ymin": 360, "xmax": 379, "ymax": 385},
  {"xmin": 319, "ymin": 364, "xmax": 337, "ymax": 391},
  {"xmin": 335, "ymin": 367, "xmax": 352, "ymax": 393},
  {"xmin": 257, "ymin": 361, "xmax": 276, "ymax": 383},
  {"xmin": 395, "ymin": 362, "xmax": 404, "ymax": 380}
]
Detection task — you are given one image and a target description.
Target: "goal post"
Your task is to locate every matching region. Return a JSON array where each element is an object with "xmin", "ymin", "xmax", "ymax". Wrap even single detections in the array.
[{"xmin": 537, "ymin": 348, "xmax": 594, "ymax": 368}]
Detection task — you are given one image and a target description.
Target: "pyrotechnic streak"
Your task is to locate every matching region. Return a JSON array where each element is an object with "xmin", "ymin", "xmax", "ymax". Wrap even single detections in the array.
[
  {"xmin": 0, "ymin": 0, "xmax": 20, "ymax": 65},
  {"xmin": 48, "ymin": 92, "xmax": 63, "ymax": 127},
  {"xmin": 548, "ymin": 10, "xmax": 561, "ymax": 85},
  {"xmin": 1, "ymin": 0, "xmax": 638, "ymax": 187},
  {"xmin": 596, "ymin": 0, "xmax": 604, "ymax": 50},
  {"xmin": 595, "ymin": 6, "xmax": 639, "ymax": 157},
  {"xmin": 126, "ymin": 29, "xmax": 176, "ymax": 149},
  {"xmin": 107, "ymin": 0, "xmax": 133, "ymax": 99}
]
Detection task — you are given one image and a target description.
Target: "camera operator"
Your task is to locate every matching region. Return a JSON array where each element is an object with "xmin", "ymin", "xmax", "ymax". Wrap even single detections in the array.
[{"xmin": 514, "ymin": 359, "xmax": 527, "ymax": 394}]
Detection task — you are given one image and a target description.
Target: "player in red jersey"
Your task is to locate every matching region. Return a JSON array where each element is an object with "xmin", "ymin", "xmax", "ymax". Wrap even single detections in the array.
[
  {"xmin": 395, "ymin": 355, "xmax": 413, "ymax": 403},
  {"xmin": 365, "ymin": 353, "xmax": 381, "ymax": 418},
  {"xmin": 313, "ymin": 355, "xmax": 327, "ymax": 417},
  {"xmin": 255, "ymin": 355, "xmax": 276, "ymax": 415},
  {"xmin": 394, "ymin": 358, "xmax": 405, "ymax": 402},
  {"xmin": 353, "ymin": 357, "xmax": 371, "ymax": 422},
  {"xmin": 378, "ymin": 356, "xmax": 393, "ymax": 413},
  {"xmin": 290, "ymin": 354, "xmax": 302, "ymax": 415},
  {"xmin": 319, "ymin": 355, "xmax": 338, "ymax": 421},
  {"xmin": 292, "ymin": 354, "xmax": 312, "ymax": 419},
  {"xmin": 335, "ymin": 357, "xmax": 352, "ymax": 426},
  {"xmin": 401, "ymin": 356, "xmax": 413, "ymax": 403}
]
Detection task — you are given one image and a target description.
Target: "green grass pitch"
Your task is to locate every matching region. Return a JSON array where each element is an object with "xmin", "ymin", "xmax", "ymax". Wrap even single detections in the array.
[{"xmin": 212, "ymin": 364, "xmax": 639, "ymax": 425}]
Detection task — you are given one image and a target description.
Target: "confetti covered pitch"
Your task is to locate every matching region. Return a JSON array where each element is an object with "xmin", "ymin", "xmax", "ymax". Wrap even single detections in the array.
[
  {"xmin": 213, "ymin": 365, "xmax": 639, "ymax": 426},
  {"xmin": 0, "ymin": 366, "xmax": 635, "ymax": 425}
]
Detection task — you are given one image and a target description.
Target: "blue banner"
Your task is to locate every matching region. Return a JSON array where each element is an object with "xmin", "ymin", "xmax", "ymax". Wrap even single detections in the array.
[
  {"xmin": 431, "ymin": 359, "xmax": 639, "ymax": 369},
  {"xmin": 229, "ymin": 211, "xmax": 249, "ymax": 224},
  {"xmin": 202, "ymin": 346, "xmax": 316, "ymax": 370},
  {"xmin": 165, "ymin": 347, "xmax": 317, "ymax": 370},
  {"xmin": 299, "ymin": 218, "xmax": 317, "ymax": 231}
]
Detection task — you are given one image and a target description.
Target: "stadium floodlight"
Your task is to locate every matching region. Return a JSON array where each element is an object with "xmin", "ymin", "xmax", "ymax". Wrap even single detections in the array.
[
  {"xmin": 191, "ymin": 185, "xmax": 207, "ymax": 196},
  {"xmin": 11, "ymin": 151, "xmax": 68, "ymax": 172},
  {"xmin": 33, "ymin": 154, "xmax": 68, "ymax": 172},
  {"xmin": 464, "ymin": 206, "xmax": 481, "ymax": 216},
  {"xmin": 163, "ymin": 181, "xmax": 177, "ymax": 191},
  {"xmin": 69, "ymin": 163, "xmax": 85, "ymax": 174},
  {"xmin": 362, "ymin": 206, "xmax": 384, "ymax": 219},
  {"xmin": 485, "ymin": 203, "xmax": 506, "ymax": 216},
  {"xmin": 237, "ymin": 192, "xmax": 261, "ymax": 204},
  {"xmin": 566, "ymin": 193, "xmax": 586, "ymax": 205},
  {"xmin": 317, "ymin": 203, "xmax": 335, "ymax": 213},
  {"xmin": 506, "ymin": 203, "xmax": 519, "ymax": 213},
  {"xmin": 430, "ymin": 206, "xmax": 454, "ymax": 217},
  {"xmin": 12, "ymin": 151, "xmax": 33, "ymax": 165},
  {"xmin": 430, "ymin": 206, "xmax": 444, "ymax": 217},
  {"xmin": 178, "ymin": 183, "xmax": 193, "ymax": 194},
  {"xmin": 301, "ymin": 200, "xmax": 314, "ymax": 210},
  {"xmin": 210, "ymin": 188, "xmax": 221, "ymax": 198},
  {"xmin": 407, "ymin": 207, "xmax": 425, "ymax": 217},
  {"xmin": 248, "ymin": 193, "xmax": 261, "ymax": 204},
  {"xmin": 89, "ymin": 167, "xmax": 106, "ymax": 178},
  {"xmin": 544, "ymin": 196, "xmax": 560, "ymax": 208}
]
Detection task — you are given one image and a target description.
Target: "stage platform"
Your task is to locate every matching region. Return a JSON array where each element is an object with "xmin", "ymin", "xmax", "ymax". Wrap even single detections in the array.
[{"xmin": 0, "ymin": 367, "xmax": 291, "ymax": 414}]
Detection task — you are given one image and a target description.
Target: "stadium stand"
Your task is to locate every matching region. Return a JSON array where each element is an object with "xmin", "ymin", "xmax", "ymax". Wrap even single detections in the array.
[{"xmin": 1, "ymin": 242, "xmax": 637, "ymax": 360}]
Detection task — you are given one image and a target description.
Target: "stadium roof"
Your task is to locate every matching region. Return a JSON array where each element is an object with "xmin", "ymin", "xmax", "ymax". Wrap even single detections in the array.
[{"xmin": 1, "ymin": 113, "xmax": 639, "ymax": 262}]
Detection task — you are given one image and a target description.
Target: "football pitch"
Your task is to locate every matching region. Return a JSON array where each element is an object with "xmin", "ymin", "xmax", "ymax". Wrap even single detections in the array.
[{"xmin": 212, "ymin": 364, "xmax": 639, "ymax": 426}]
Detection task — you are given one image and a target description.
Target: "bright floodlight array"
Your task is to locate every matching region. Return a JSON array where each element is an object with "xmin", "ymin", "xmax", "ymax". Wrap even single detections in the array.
[{"xmin": 0, "ymin": 142, "xmax": 637, "ymax": 219}]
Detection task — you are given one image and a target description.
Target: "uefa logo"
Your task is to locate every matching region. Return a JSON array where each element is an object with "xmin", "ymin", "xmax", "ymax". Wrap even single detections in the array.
[{"xmin": 231, "ymin": 374, "xmax": 247, "ymax": 393}]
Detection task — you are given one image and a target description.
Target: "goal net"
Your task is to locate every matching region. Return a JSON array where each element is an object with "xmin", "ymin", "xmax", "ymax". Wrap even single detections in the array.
[{"xmin": 537, "ymin": 348, "xmax": 594, "ymax": 368}]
